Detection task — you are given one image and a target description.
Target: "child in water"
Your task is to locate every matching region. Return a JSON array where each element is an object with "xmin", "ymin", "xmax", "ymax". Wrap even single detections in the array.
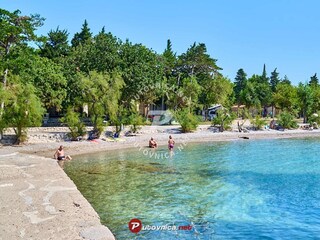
[{"xmin": 168, "ymin": 135, "xmax": 175, "ymax": 151}]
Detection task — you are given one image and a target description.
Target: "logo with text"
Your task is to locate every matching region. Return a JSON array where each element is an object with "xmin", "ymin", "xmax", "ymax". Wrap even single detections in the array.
[
  {"xmin": 128, "ymin": 218, "xmax": 142, "ymax": 233},
  {"xmin": 128, "ymin": 218, "xmax": 193, "ymax": 233}
]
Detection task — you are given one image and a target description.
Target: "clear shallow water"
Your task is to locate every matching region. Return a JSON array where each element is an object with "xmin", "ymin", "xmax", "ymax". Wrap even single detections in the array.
[{"xmin": 64, "ymin": 138, "xmax": 320, "ymax": 239}]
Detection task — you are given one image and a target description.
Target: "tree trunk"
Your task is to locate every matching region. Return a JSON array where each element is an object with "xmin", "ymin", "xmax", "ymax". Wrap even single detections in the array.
[
  {"xmin": 303, "ymin": 107, "xmax": 307, "ymax": 123},
  {"xmin": 237, "ymin": 101, "xmax": 240, "ymax": 117},
  {"xmin": 161, "ymin": 96, "xmax": 164, "ymax": 110},
  {"xmin": 1, "ymin": 69, "xmax": 8, "ymax": 112},
  {"xmin": 0, "ymin": 69, "xmax": 8, "ymax": 140}
]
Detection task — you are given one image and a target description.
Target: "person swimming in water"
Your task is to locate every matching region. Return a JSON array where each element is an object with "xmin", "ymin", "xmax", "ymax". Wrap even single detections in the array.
[{"xmin": 168, "ymin": 135, "xmax": 175, "ymax": 151}]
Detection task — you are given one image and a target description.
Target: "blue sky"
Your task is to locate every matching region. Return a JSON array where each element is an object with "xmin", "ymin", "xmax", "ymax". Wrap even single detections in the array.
[{"xmin": 2, "ymin": 0, "xmax": 320, "ymax": 85}]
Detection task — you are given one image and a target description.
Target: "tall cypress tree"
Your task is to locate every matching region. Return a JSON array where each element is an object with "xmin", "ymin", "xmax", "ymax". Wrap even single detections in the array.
[
  {"xmin": 270, "ymin": 68, "xmax": 280, "ymax": 118},
  {"xmin": 260, "ymin": 64, "xmax": 269, "ymax": 84}
]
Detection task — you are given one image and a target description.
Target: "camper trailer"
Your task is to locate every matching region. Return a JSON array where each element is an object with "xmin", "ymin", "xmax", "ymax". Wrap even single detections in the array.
[{"xmin": 207, "ymin": 104, "xmax": 222, "ymax": 120}]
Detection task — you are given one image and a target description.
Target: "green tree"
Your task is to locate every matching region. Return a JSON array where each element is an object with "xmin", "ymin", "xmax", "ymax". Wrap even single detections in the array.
[
  {"xmin": 270, "ymin": 68, "xmax": 280, "ymax": 92},
  {"xmin": 176, "ymin": 42, "xmax": 221, "ymax": 82},
  {"xmin": 162, "ymin": 39, "xmax": 176, "ymax": 79},
  {"xmin": 1, "ymin": 76, "xmax": 44, "ymax": 144},
  {"xmin": 309, "ymin": 73, "xmax": 318, "ymax": 86},
  {"xmin": 119, "ymin": 40, "xmax": 163, "ymax": 105},
  {"xmin": 270, "ymin": 68, "xmax": 280, "ymax": 117},
  {"xmin": 123, "ymin": 103, "xmax": 145, "ymax": 133},
  {"xmin": 277, "ymin": 111, "xmax": 298, "ymax": 129},
  {"xmin": 309, "ymin": 83, "xmax": 320, "ymax": 115},
  {"xmin": 212, "ymin": 108, "xmax": 235, "ymax": 132},
  {"xmin": 79, "ymin": 71, "xmax": 124, "ymax": 136},
  {"xmin": 251, "ymin": 115, "xmax": 267, "ymax": 130},
  {"xmin": 202, "ymin": 75, "xmax": 233, "ymax": 111},
  {"xmin": 90, "ymin": 28, "xmax": 121, "ymax": 72},
  {"xmin": 19, "ymin": 56, "xmax": 67, "ymax": 112},
  {"xmin": 297, "ymin": 83, "xmax": 313, "ymax": 123},
  {"xmin": 272, "ymin": 82, "xmax": 298, "ymax": 114},
  {"xmin": 40, "ymin": 27, "xmax": 70, "ymax": 60},
  {"xmin": 249, "ymin": 74, "xmax": 272, "ymax": 114},
  {"xmin": 71, "ymin": 20, "xmax": 92, "ymax": 48},
  {"xmin": 181, "ymin": 76, "xmax": 202, "ymax": 110},
  {"xmin": 61, "ymin": 29, "xmax": 120, "ymax": 109},
  {"xmin": 60, "ymin": 108, "xmax": 86, "ymax": 141},
  {"xmin": 175, "ymin": 108, "xmax": 199, "ymax": 132},
  {"xmin": 241, "ymin": 80, "xmax": 260, "ymax": 114},
  {"xmin": 0, "ymin": 8, "xmax": 44, "ymax": 117},
  {"xmin": 234, "ymin": 68, "xmax": 247, "ymax": 107},
  {"xmin": 261, "ymin": 64, "xmax": 269, "ymax": 84},
  {"xmin": 67, "ymin": 27, "xmax": 121, "ymax": 74},
  {"xmin": 281, "ymin": 75, "xmax": 291, "ymax": 85}
]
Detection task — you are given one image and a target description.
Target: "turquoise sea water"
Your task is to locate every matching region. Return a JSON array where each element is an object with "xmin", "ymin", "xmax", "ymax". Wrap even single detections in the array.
[{"xmin": 64, "ymin": 138, "xmax": 320, "ymax": 239}]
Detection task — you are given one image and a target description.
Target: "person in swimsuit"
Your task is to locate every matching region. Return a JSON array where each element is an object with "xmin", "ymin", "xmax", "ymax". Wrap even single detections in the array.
[
  {"xmin": 149, "ymin": 137, "xmax": 158, "ymax": 148},
  {"xmin": 54, "ymin": 145, "xmax": 72, "ymax": 161},
  {"xmin": 168, "ymin": 135, "xmax": 175, "ymax": 151}
]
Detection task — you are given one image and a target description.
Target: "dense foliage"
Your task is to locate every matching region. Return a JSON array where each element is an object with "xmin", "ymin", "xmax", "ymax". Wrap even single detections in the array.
[
  {"xmin": 1, "ymin": 7, "xmax": 320, "ymax": 142},
  {"xmin": 175, "ymin": 109, "xmax": 199, "ymax": 133}
]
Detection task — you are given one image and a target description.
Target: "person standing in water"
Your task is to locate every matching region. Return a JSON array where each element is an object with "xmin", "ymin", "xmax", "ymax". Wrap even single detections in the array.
[{"xmin": 168, "ymin": 135, "xmax": 175, "ymax": 151}]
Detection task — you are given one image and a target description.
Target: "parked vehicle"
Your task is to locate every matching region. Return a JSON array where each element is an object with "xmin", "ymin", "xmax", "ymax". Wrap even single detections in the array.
[{"xmin": 207, "ymin": 104, "xmax": 222, "ymax": 120}]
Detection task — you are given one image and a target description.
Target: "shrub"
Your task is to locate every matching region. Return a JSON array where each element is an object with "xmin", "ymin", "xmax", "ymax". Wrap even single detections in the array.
[
  {"xmin": 251, "ymin": 115, "xmax": 266, "ymax": 130},
  {"xmin": 93, "ymin": 117, "xmax": 105, "ymax": 138},
  {"xmin": 277, "ymin": 111, "xmax": 298, "ymax": 129},
  {"xmin": 127, "ymin": 112, "xmax": 145, "ymax": 133},
  {"xmin": 308, "ymin": 112, "xmax": 320, "ymax": 125},
  {"xmin": 61, "ymin": 108, "xmax": 86, "ymax": 141},
  {"xmin": 175, "ymin": 109, "xmax": 199, "ymax": 133},
  {"xmin": 211, "ymin": 108, "xmax": 234, "ymax": 132}
]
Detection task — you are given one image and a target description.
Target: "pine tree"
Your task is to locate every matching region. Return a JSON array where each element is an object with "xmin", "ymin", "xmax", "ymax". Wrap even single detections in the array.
[
  {"xmin": 309, "ymin": 73, "xmax": 318, "ymax": 86},
  {"xmin": 40, "ymin": 27, "xmax": 70, "ymax": 59},
  {"xmin": 234, "ymin": 68, "xmax": 247, "ymax": 106},
  {"xmin": 270, "ymin": 68, "xmax": 280, "ymax": 92},
  {"xmin": 281, "ymin": 75, "xmax": 291, "ymax": 85},
  {"xmin": 71, "ymin": 20, "xmax": 92, "ymax": 47},
  {"xmin": 162, "ymin": 39, "xmax": 176, "ymax": 78}
]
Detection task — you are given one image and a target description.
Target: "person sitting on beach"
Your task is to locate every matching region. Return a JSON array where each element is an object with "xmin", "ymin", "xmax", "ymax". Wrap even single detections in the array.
[
  {"xmin": 149, "ymin": 137, "xmax": 158, "ymax": 148},
  {"xmin": 168, "ymin": 135, "xmax": 175, "ymax": 151},
  {"xmin": 269, "ymin": 119, "xmax": 276, "ymax": 130},
  {"xmin": 54, "ymin": 145, "xmax": 72, "ymax": 161}
]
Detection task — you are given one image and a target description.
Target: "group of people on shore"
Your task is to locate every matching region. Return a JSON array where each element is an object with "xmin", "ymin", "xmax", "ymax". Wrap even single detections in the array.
[{"xmin": 149, "ymin": 135, "xmax": 175, "ymax": 151}]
